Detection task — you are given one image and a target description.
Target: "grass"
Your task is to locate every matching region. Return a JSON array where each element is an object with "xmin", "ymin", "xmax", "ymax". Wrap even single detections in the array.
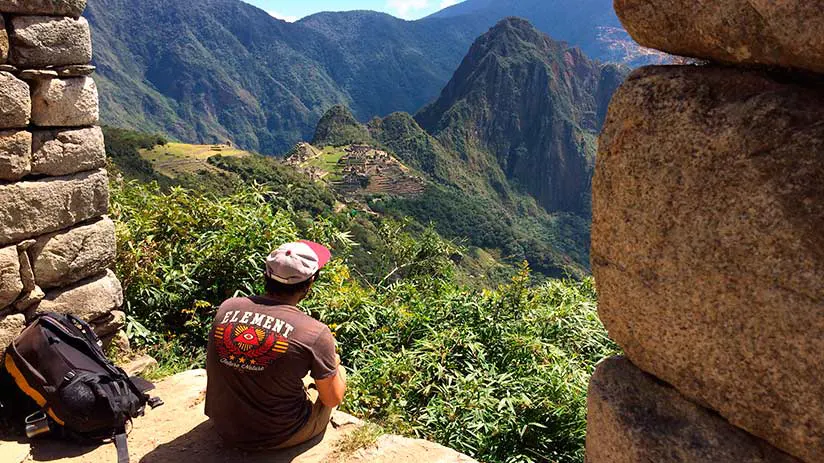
[
  {"xmin": 140, "ymin": 142, "xmax": 250, "ymax": 178},
  {"xmin": 334, "ymin": 423, "xmax": 385, "ymax": 456},
  {"xmin": 305, "ymin": 146, "xmax": 348, "ymax": 181}
]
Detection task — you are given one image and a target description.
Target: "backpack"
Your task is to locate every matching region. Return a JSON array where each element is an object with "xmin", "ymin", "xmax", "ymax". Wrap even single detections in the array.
[{"xmin": 3, "ymin": 312, "xmax": 162, "ymax": 463}]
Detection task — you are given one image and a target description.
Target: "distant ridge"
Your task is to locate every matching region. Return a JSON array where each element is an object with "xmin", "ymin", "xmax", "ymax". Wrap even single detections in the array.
[{"xmin": 87, "ymin": 0, "xmax": 643, "ymax": 154}]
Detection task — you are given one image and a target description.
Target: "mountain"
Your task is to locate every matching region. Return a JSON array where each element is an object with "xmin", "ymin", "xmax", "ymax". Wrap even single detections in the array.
[
  {"xmin": 292, "ymin": 19, "xmax": 628, "ymax": 277},
  {"xmin": 86, "ymin": 0, "xmax": 640, "ymax": 155},
  {"xmin": 417, "ymin": 17, "xmax": 627, "ymax": 214},
  {"xmin": 430, "ymin": 0, "xmax": 661, "ymax": 66},
  {"xmin": 102, "ymin": 17, "xmax": 625, "ymax": 279},
  {"xmin": 312, "ymin": 105, "xmax": 374, "ymax": 147}
]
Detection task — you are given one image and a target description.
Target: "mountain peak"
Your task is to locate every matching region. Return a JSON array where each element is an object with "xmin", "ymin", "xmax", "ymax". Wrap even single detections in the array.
[
  {"xmin": 489, "ymin": 16, "xmax": 542, "ymax": 36},
  {"xmin": 473, "ymin": 16, "xmax": 559, "ymax": 59},
  {"xmin": 312, "ymin": 105, "xmax": 373, "ymax": 147}
]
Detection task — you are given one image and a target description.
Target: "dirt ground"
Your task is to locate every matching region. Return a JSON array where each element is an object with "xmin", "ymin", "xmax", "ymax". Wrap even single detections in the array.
[{"xmin": 1, "ymin": 369, "xmax": 476, "ymax": 463}]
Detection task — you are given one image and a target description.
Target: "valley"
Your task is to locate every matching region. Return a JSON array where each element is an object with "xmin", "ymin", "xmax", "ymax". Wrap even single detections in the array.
[
  {"xmin": 107, "ymin": 16, "xmax": 619, "ymax": 282},
  {"xmin": 86, "ymin": 0, "xmax": 646, "ymax": 155}
]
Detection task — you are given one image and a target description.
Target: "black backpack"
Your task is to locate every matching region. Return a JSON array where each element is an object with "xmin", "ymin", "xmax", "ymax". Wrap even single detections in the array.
[{"xmin": 3, "ymin": 312, "xmax": 162, "ymax": 463}]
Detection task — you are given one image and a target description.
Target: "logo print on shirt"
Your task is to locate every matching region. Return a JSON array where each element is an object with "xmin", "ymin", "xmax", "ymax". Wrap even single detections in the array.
[{"xmin": 214, "ymin": 323, "xmax": 289, "ymax": 372}]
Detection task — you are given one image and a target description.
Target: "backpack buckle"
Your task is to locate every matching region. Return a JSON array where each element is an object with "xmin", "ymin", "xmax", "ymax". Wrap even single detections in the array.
[{"xmin": 24, "ymin": 411, "xmax": 51, "ymax": 439}]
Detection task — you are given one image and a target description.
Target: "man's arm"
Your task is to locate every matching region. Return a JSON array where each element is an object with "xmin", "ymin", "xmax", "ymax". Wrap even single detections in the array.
[{"xmin": 315, "ymin": 354, "xmax": 346, "ymax": 408}]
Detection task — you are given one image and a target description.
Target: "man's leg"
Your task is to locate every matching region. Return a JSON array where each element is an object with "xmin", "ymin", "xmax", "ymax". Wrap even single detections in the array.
[{"xmin": 274, "ymin": 365, "xmax": 345, "ymax": 449}]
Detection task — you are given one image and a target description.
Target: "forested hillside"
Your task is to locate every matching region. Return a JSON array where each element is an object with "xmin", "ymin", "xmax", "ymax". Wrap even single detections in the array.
[
  {"xmin": 86, "ymin": 0, "xmax": 641, "ymax": 154},
  {"xmin": 417, "ymin": 18, "xmax": 626, "ymax": 215}
]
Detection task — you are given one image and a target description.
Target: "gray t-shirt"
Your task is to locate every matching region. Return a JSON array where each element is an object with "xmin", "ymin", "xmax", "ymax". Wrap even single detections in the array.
[{"xmin": 205, "ymin": 296, "xmax": 338, "ymax": 449}]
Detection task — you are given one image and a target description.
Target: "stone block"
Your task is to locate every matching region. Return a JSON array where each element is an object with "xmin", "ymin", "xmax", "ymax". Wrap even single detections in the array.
[
  {"xmin": 17, "ymin": 247, "xmax": 34, "ymax": 292},
  {"xmin": 614, "ymin": 0, "xmax": 824, "ymax": 74},
  {"xmin": 0, "ymin": 245, "xmax": 22, "ymax": 309},
  {"xmin": 30, "ymin": 217, "xmax": 115, "ymax": 289},
  {"xmin": 18, "ymin": 69, "xmax": 58, "ymax": 81},
  {"xmin": 0, "ymin": 16, "xmax": 8, "ymax": 64},
  {"xmin": 0, "ymin": 0, "xmax": 86, "ymax": 17},
  {"xmin": 593, "ymin": 65, "xmax": 824, "ymax": 461},
  {"xmin": 0, "ymin": 314, "xmax": 25, "ymax": 353},
  {"xmin": 31, "ymin": 126, "xmax": 106, "ymax": 177},
  {"xmin": 31, "ymin": 77, "xmax": 98, "ymax": 127},
  {"xmin": 102, "ymin": 330, "xmax": 129, "ymax": 354},
  {"xmin": 9, "ymin": 16, "xmax": 92, "ymax": 69},
  {"xmin": 121, "ymin": 355, "xmax": 158, "ymax": 378},
  {"xmin": 13, "ymin": 285, "xmax": 43, "ymax": 312},
  {"xmin": 586, "ymin": 357, "xmax": 802, "ymax": 463},
  {"xmin": 0, "ymin": 439, "xmax": 29, "ymax": 463},
  {"xmin": 55, "ymin": 65, "xmax": 96, "ymax": 78},
  {"xmin": 0, "ymin": 72, "xmax": 29, "ymax": 129},
  {"xmin": 38, "ymin": 269, "xmax": 123, "ymax": 322},
  {"xmin": 0, "ymin": 169, "xmax": 109, "ymax": 246},
  {"xmin": 91, "ymin": 309, "xmax": 125, "ymax": 338},
  {"xmin": 0, "ymin": 130, "xmax": 31, "ymax": 181}
]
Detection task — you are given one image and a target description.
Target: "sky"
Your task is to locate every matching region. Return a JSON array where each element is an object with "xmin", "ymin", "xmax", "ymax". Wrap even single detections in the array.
[{"xmin": 244, "ymin": 0, "xmax": 464, "ymax": 22}]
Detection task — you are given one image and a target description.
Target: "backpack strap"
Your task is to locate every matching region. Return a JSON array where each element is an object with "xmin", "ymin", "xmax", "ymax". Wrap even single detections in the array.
[{"xmin": 114, "ymin": 427, "xmax": 130, "ymax": 463}]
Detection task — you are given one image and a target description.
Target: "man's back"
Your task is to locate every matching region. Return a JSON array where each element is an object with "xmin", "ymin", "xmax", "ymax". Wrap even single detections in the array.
[{"xmin": 205, "ymin": 296, "xmax": 338, "ymax": 449}]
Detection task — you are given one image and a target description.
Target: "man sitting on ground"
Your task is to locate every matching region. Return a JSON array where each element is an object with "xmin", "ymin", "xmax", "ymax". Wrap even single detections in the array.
[{"xmin": 205, "ymin": 240, "xmax": 346, "ymax": 450}]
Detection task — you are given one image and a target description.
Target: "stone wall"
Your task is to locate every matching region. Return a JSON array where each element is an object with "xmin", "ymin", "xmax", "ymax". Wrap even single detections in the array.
[
  {"xmin": 0, "ymin": 0, "xmax": 125, "ymax": 351},
  {"xmin": 587, "ymin": 2, "xmax": 824, "ymax": 462}
]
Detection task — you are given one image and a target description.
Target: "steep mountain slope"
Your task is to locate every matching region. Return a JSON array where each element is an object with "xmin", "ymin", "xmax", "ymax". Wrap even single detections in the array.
[
  {"xmin": 86, "ymin": 0, "xmax": 636, "ymax": 155},
  {"xmin": 417, "ymin": 18, "xmax": 627, "ymax": 215}
]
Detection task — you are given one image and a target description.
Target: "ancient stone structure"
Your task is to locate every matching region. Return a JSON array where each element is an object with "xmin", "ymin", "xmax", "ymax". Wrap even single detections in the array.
[
  {"xmin": 0, "ymin": 0, "xmax": 125, "ymax": 351},
  {"xmin": 588, "ymin": 2, "xmax": 824, "ymax": 462}
]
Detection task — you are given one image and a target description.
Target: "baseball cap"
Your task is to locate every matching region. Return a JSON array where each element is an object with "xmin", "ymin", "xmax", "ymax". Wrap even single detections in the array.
[{"xmin": 265, "ymin": 240, "xmax": 332, "ymax": 284}]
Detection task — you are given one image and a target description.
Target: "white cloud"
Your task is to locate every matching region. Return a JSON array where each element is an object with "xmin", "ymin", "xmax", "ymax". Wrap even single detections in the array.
[
  {"xmin": 268, "ymin": 10, "xmax": 298, "ymax": 22},
  {"xmin": 387, "ymin": 0, "xmax": 430, "ymax": 19},
  {"xmin": 439, "ymin": 0, "xmax": 459, "ymax": 9}
]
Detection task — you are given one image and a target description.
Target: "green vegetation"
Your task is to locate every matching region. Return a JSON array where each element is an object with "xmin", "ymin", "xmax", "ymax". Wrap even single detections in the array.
[
  {"xmin": 103, "ymin": 126, "xmax": 170, "ymax": 185},
  {"xmin": 209, "ymin": 154, "xmax": 338, "ymax": 216},
  {"xmin": 372, "ymin": 186, "xmax": 590, "ymax": 279},
  {"xmin": 111, "ymin": 179, "xmax": 616, "ymax": 463},
  {"xmin": 106, "ymin": 126, "xmax": 519, "ymax": 286}
]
